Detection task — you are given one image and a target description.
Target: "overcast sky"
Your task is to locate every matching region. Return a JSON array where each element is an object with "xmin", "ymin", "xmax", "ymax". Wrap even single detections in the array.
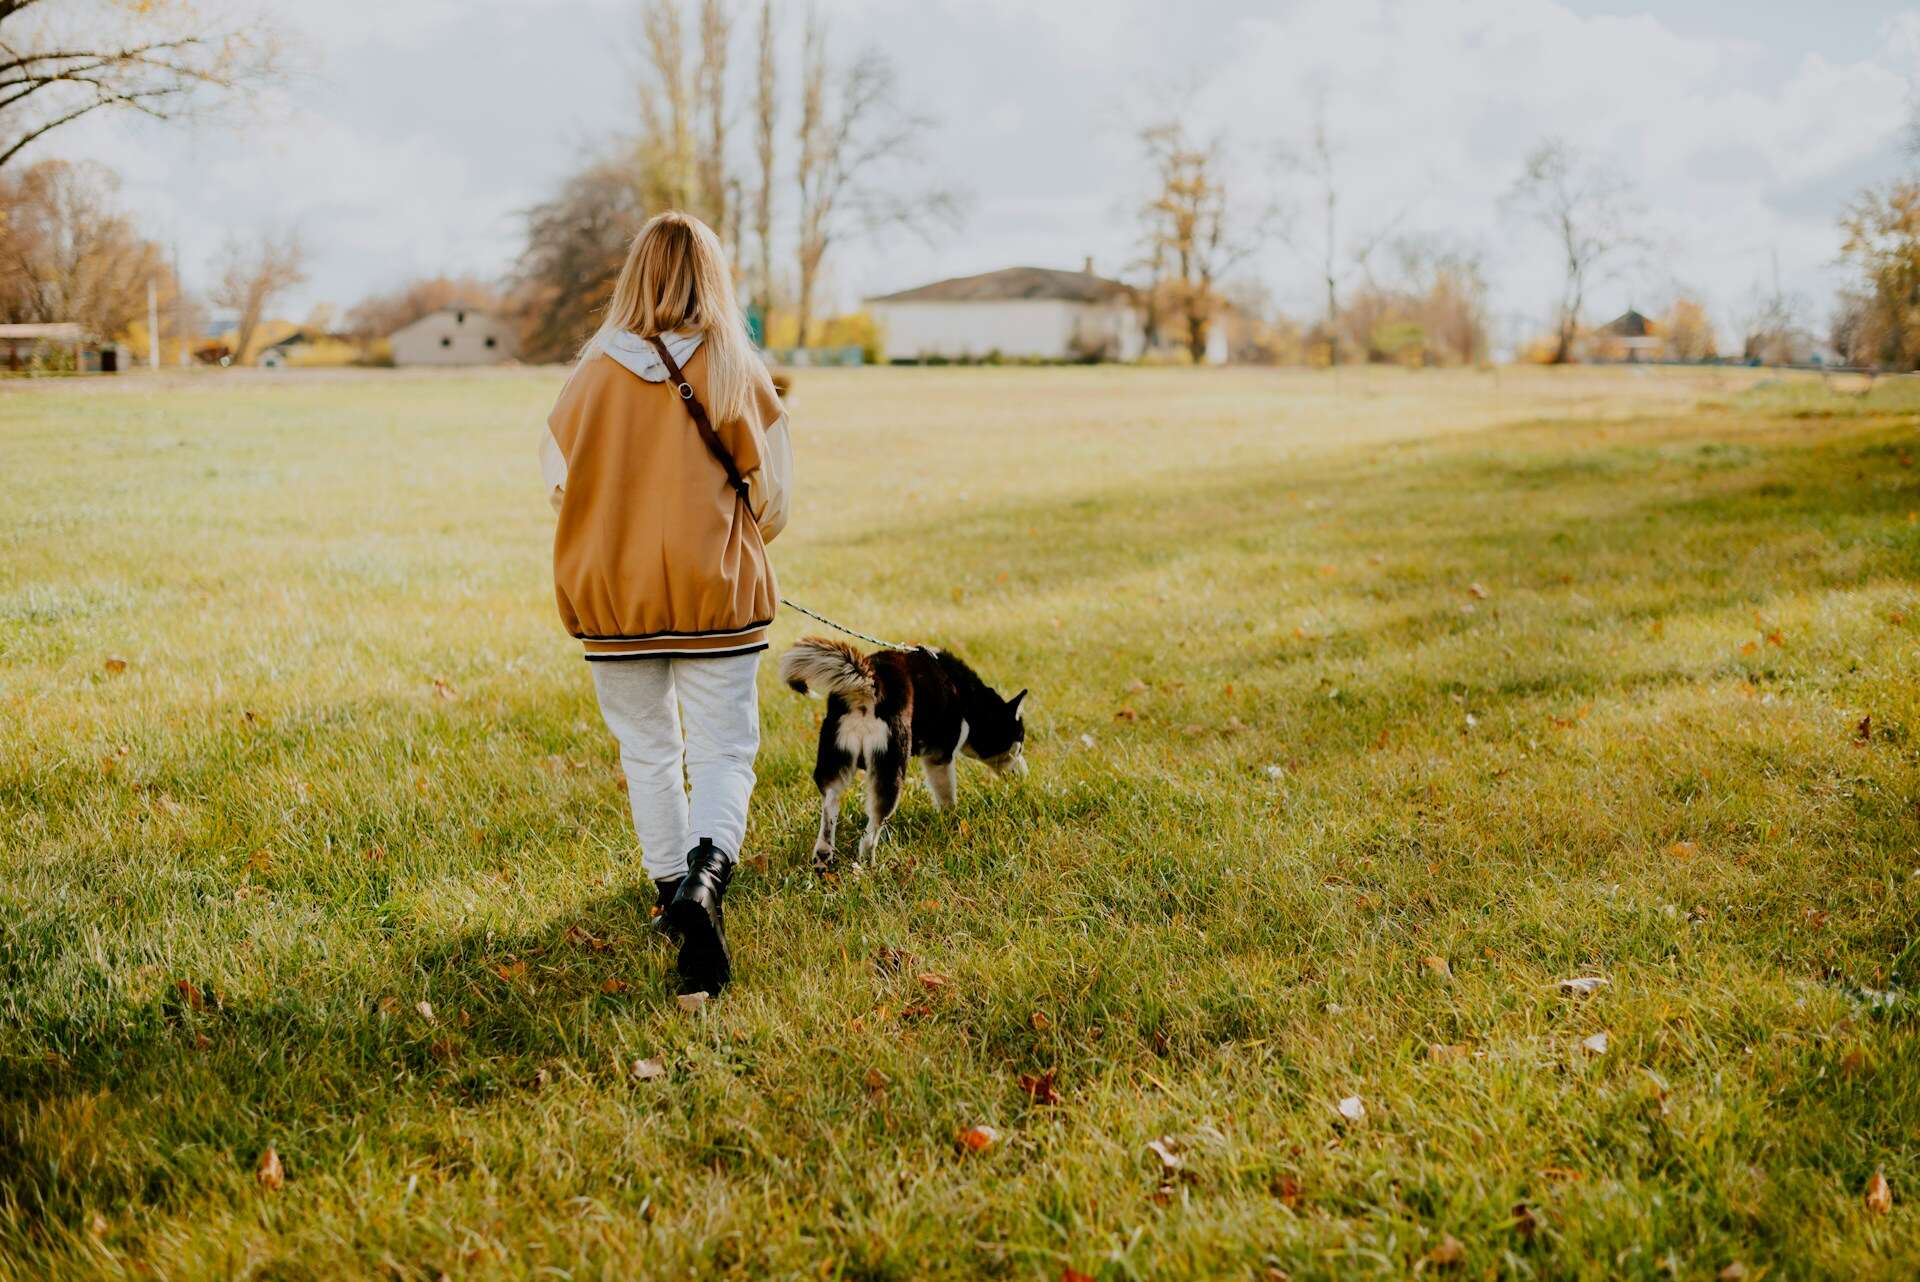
[{"xmin": 60, "ymin": 0, "xmax": 1920, "ymax": 347}]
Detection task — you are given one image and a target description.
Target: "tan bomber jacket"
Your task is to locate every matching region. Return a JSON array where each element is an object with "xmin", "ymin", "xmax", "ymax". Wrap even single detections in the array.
[{"xmin": 540, "ymin": 329, "xmax": 792, "ymax": 659}]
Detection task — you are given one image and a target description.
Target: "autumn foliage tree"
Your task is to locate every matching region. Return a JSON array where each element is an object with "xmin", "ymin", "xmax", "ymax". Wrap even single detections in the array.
[
  {"xmin": 1137, "ymin": 118, "xmax": 1272, "ymax": 364},
  {"xmin": 0, "ymin": 0, "xmax": 281, "ymax": 170},
  {"xmin": 1505, "ymin": 138, "xmax": 1644, "ymax": 364},
  {"xmin": 0, "ymin": 157, "xmax": 169, "ymax": 337},
  {"xmin": 210, "ymin": 230, "xmax": 306, "ymax": 364},
  {"xmin": 1837, "ymin": 178, "xmax": 1920, "ymax": 370}
]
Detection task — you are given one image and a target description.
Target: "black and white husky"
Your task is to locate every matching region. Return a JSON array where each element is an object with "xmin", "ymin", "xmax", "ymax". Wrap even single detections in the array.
[{"xmin": 778, "ymin": 637, "xmax": 1028, "ymax": 866}]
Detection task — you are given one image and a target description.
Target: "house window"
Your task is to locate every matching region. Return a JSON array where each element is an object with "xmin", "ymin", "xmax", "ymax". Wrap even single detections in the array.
[
  {"xmin": 440, "ymin": 337, "xmax": 452, "ymax": 348},
  {"xmin": 484, "ymin": 336, "xmax": 496, "ymax": 349},
  {"xmin": 455, "ymin": 311, "xmax": 466, "ymax": 325}
]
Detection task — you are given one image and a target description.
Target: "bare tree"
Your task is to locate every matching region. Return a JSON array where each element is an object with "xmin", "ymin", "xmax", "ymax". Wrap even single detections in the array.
[
  {"xmin": 793, "ymin": 9, "xmax": 960, "ymax": 346},
  {"xmin": 0, "ymin": 1, "xmax": 281, "ymax": 171},
  {"xmin": 635, "ymin": 0, "xmax": 695, "ymax": 212},
  {"xmin": 212, "ymin": 231, "xmax": 305, "ymax": 364},
  {"xmin": 1293, "ymin": 95, "xmax": 1404, "ymax": 365},
  {"xmin": 694, "ymin": 0, "xmax": 730, "ymax": 246},
  {"xmin": 1137, "ymin": 117, "xmax": 1275, "ymax": 364},
  {"xmin": 1505, "ymin": 138, "xmax": 1644, "ymax": 364},
  {"xmin": 750, "ymin": 0, "xmax": 777, "ymax": 317},
  {"xmin": 0, "ymin": 157, "xmax": 169, "ymax": 337}
]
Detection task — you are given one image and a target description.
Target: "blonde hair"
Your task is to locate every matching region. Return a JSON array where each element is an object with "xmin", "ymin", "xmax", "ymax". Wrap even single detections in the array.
[{"xmin": 583, "ymin": 210, "xmax": 758, "ymax": 423}]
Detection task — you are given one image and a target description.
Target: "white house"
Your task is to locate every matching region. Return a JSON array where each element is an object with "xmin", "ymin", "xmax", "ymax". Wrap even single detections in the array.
[
  {"xmin": 865, "ymin": 264, "xmax": 1148, "ymax": 363},
  {"xmin": 388, "ymin": 308, "xmax": 517, "ymax": 366}
]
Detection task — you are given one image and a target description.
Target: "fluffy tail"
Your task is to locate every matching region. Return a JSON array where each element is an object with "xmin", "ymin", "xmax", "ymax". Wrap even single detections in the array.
[{"xmin": 779, "ymin": 635, "xmax": 875, "ymax": 703}]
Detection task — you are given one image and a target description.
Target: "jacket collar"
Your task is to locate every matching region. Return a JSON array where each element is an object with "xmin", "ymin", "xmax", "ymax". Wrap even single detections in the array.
[{"xmin": 600, "ymin": 327, "xmax": 704, "ymax": 382}]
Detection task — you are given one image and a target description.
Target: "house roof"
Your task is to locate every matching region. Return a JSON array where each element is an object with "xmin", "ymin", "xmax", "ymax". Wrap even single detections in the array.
[
  {"xmin": 1598, "ymin": 309, "xmax": 1654, "ymax": 338},
  {"xmin": 388, "ymin": 307, "xmax": 505, "ymax": 339},
  {"xmin": 0, "ymin": 322, "xmax": 88, "ymax": 340},
  {"xmin": 867, "ymin": 266, "xmax": 1134, "ymax": 305}
]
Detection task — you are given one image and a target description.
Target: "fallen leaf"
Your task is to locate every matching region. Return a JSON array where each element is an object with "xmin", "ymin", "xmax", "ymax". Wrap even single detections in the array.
[
  {"xmin": 1765, "ymin": 629, "xmax": 1785, "ymax": 647},
  {"xmin": 1866, "ymin": 1168, "xmax": 1892, "ymax": 1215},
  {"xmin": 1718, "ymin": 1264, "xmax": 1748, "ymax": 1281},
  {"xmin": 957, "ymin": 1125, "xmax": 998, "ymax": 1153},
  {"xmin": 432, "ymin": 677, "xmax": 459, "ymax": 700},
  {"xmin": 1421, "ymin": 954, "xmax": 1451, "ymax": 979},
  {"xmin": 915, "ymin": 972, "xmax": 950, "ymax": 991},
  {"xmin": 1423, "ymin": 1234, "xmax": 1465, "ymax": 1267},
  {"xmin": 415, "ymin": 1000, "xmax": 434, "ymax": 1022},
  {"xmin": 1272, "ymin": 1173, "xmax": 1303, "ymax": 1207},
  {"xmin": 1740, "ymin": 640, "xmax": 1758, "ymax": 656},
  {"xmin": 1666, "ymin": 841, "xmax": 1698, "ymax": 859},
  {"xmin": 863, "ymin": 1067, "xmax": 889, "ymax": 1098},
  {"xmin": 492, "ymin": 960, "xmax": 527, "ymax": 983},
  {"xmin": 103, "ymin": 656, "xmax": 128, "ymax": 674},
  {"xmin": 1840, "ymin": 1048, "xmax": 1867, "ymax": 1076},
  {"xmin": 1558, "ymin": 975, "xmax": 1609, "ymax": 996},
  {"xmin": 1062, "ymin": 1269, "xmax": 1096, "ymax": 1282},
  {"xmin": 1512, "ymin": 1202, "xmax": 1537, "ymax": 1239},
  {"xmin": 1581, "ymin": 1031, "xmax": 1609, "ymax": 1056},
  {"xmin": 1030, "ymin": 1011, "xmax": 1051, "ymax": 1030},
  {"xmin": 375, "ymin": 995, "xmax": 400, "ymax": 1017},
  {"xmin": 1336, "ymin": 1095, "xmax": 1366, "ymax": 1123},
  {"xmin": 1146, "ymin": 1136, "xmax": 1184, "ymax": 1172},
  {"xmin": 1467, "ymin": 582, "xmax": 1490, "ymax": 599},
  {"xmin": 88, "ymin": 1213, "xmax": 108, "ymax": 1238},
  {"xmin": 600, "ymin": 977, "xmax": 629, "ymax": 994},
  {"xmin": 174, "ymin": 979, "xmax": 205, "ymax": 1011},
  {"xmin": 676, "ymin": 991, "xmax": 709, "ymax": 1013},
  {"xmin": 1114, "ymin": 706, "xmax": 1138, "ymax": 722},
  {"xmin": 1537, "ymin": 1165, "xmax": 1582, "ymax": 1183},
  {"xmin": 1855, "ymin": 714, "xmax": 1872, "ymax": 744},
  {"xmin": 1124, "ymin": 679, "xmax": 1148, "ymax": 695},
  {"xmin": 1427, "ymin": 1043, "xmax": 1468, "ymax": 1062},
  {"xmin": 1018, "ymin": 1068, "xmax": 1059, "ymax": 1105},
  {"xmin": 630, "ymin": 1057, "xmax": 665, "ymax": 1082},
  {"xmin": 256, "ymin": 1146, "xmax": 284, "ymax": 1191}
]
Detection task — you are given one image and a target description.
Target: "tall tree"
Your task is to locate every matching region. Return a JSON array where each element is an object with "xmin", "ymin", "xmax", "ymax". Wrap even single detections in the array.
[
  {"xmin": 0, "ymin": 0, "xmax": 281, "ymax": 170},
  {"xmin": 0, "ymin": 158, "xmax": 169, "ymax": 337},
  {"xmin": 750, "ymin": 0, "xmax": 777, "ymax": 316},
  {"xmin": 1837, "ymin": 178, "xmax": 1920, "ymax": 370},
  {"xmin": 1293, "ymin": 95, "xmax": 1404, "ymax": 366},
  {"xmin": 694, "ymin": 0, "xmax": 730, "ymax": 245},
  {"xmin": 211, "ymin": 230, "xmax": 305, "ymax": 364},
  {"xmin": 636, "ymin": 0, "xmax": 695, "ymax": 213},
  {"xmin": 1505, "ymin": 138, "xmax": 1644, "ymax": 364},
  {"xmin": 792, "ymin": 8, "xmax": 959, "ymax": 345},
  {"xmin": 510, "ymin": 157, "xmax": 650, "ymax": 361},
  {"xmin": 1137, "ymin": 118, "xmax": 1272, "ymax": 364}
]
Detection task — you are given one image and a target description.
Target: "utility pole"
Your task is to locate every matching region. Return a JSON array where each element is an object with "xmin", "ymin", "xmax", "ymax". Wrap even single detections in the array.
[
  {"xmin": 173, "ymin": 243, "xmax": 189, "ymax": 368},
  {"xmin": 147, "ymin": 277, "xmax": 160, "ymax": 369}
]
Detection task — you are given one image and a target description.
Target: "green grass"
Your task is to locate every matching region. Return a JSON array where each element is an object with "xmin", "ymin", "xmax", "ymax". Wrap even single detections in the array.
[{"xmin": 2, "ymin": 364, "xmax": 1917, "ymax": 1280}]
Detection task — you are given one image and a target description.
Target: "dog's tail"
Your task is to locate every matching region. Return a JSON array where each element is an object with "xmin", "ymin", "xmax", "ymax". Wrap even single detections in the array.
[{"xmin": 779, "ymin": 635, "xmax": 876, "ymax": 703}]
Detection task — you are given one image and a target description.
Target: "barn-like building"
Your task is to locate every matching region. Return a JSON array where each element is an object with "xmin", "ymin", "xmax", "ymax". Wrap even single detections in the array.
[
  {"xmin": 865, "ymin": 263, "xmax": 1160, "ymax": 364},
  {"xmin": 388, "ymin": 308, "xmax": 518, "ymax": 366}
]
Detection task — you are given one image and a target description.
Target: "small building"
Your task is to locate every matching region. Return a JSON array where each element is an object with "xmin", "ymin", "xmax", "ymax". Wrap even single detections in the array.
[
  {"xmin": 388, "ymin": 308, "xmax": 517, "ymax": 367},
  {"xmin": 865, "ymin": 263, "xmax": 1147, "ymax": 363},
  {"xmin": 0, "ymin": 322, "xmax": 129, "ymax": 373},
  {"xmin": 1589, "ymin": 309, "xmax": 1667, "ymax": 364}
]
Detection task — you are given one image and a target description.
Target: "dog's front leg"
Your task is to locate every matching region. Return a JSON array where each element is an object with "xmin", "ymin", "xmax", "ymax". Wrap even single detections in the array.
[{"xmin": 921, "ymin": 756, "xmax": 957, "ymax": 811}]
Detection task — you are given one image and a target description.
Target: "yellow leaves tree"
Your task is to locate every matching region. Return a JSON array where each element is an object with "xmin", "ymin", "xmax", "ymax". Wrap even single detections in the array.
[
  {"xmin": 1662, "ymin": 295, "xmax": 1718, "ymax": 362},
  {"xmin": 1838, "ymin": 178, "xmax": 1920, "ymax": 371}
]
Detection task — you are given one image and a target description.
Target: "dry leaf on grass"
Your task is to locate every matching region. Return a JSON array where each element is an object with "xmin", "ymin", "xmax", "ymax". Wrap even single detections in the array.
[
  {"xmin": 103, "ymin": 656, "xmax": 128, "ymax": 674},
  {"xmin": 915, "ymin": 972, "xmax": 950, "ymax": 991},
  {"xmin": 1146, "ymin": 1137, "xmax": 1184, "ymax": 1172},
  {"xmin": 1336, "ymin": 1095, "xmax": 1366, "ymax": 1123},
  {"xmin": 415, "ymin": 1000, "xmax": 434, "ymax": 1022},
  {"xmin": 1421, "ymin": 1234, "xmax": 1464, "ymax": 1268},
  {"xmin": 1718, "ymin": 1264, "xmax": 1748, "ymax": 1281},
  {"xmin": 630, "ymin": 1057, "xmax": 665, "ymax": 1082},
  {"xmin": 1427, "ymin": 1043, "xmax": 1468, "ymax": 1063},
  {"xmin": 1421, "ymin": 955, "xmax": 1451, "ymax": 979},
  {"xmin": 1272, "ymin": 1173, "xmax": 1303, "ymax": 1207},
  {"xmin": 1558, "ymin": 976, "xmax": 1609, "ymax": 996},
  {"xmin": 676, "ymin": 991, "xmax": 709, "ymax": 1013},
  {"xmin": 956, "ymin": 1125, "xmax": 998, "ymax": 1153},
  {"xmin": 431, "ymin": 677, "xmax": 459, "ymax": 700},
  {"xmin": 1030, "ymin": 1011, "xmax": 1051, "ymax": 1030},
  {"xmin": 1467, "ymin": 582, "xmax": 1490, "ymax": 599},
  {"xmin": 256, "ymin": 1147, "xmax": 284, "ymax": 1191},
  {"xmin": 1124, "ymin": 679, "xmax": 1148, "ymax": 695},
  {"xmin": 1581, "ymin": 1031, "xmax": 1609, "ymax": 1056},
  {"xmin": 1866, "ymin": 1168, "xmax": 1893, "ymax": 1215},
  {"xmin": 1018, "ymin": 1069, "xmax": 1059, "ymax": 1105},
  {"xmin": 1062, "ymin": 1269, "xmax": 1095, "ymax": 1282},
  {"xmin": 492, "ymin": 960, "xmax": 526, "ymax": 983},
  {"xmin": 1667, "ymin": 841, "xmax": 1698, "ymax": 859},
  {"xmin": 1512, "ymin": 1202, "xmax": 1538, "ymax": 1238},
  {"xmin": 863, "ymin": 1067, "xmax": 888, "ymax": 1099},
  {"xmin": 1114, "ymin": 706, "xmax": 1138, "ymax": 722}
]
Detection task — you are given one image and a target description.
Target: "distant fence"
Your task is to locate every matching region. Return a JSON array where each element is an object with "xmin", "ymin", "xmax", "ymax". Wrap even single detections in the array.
[{"xmin": 763, "ymin": 345, "xmax": 864, "ymax": 368}]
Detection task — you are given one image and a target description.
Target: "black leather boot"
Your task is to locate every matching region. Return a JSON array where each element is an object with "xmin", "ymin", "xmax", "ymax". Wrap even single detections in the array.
[
  {"xmin": 668, "ymin": 839, "xmax": 733, "ymax": 994},
  {"xmin": 652, "ymin": 877, "xmax": 683, "ymax": 940}
]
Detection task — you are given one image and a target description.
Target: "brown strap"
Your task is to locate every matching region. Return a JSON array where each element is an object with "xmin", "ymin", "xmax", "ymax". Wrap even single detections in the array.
[{"xmin": 647, "ymin": 335, "xmax": 752, "ymax": 507}]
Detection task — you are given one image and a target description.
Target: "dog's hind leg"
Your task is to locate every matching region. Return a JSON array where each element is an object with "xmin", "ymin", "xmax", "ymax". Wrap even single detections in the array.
[
  {"xmin": 814, "ymin": 766, "xmax": 852, "ymax": 868},
  {"xmin": 921, "ymin": 756, "xmax": 957, "ymax": 811},
  {"xmin": 856, "ymin": 749, "xmax": 905, "ymax": 864}
]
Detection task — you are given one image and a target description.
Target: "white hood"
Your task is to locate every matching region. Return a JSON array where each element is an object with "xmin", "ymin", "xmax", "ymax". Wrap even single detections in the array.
[{"xmin": 598, "ymin": 327, "xmax": 704, "ymax": 382}]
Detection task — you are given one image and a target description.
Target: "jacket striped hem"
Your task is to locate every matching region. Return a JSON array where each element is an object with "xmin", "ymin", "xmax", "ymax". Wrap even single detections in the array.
[
  {"xmin": 584, "ymin": 641, "xmax": 769, "ymax": 661},
  {"xmin": 580, "ymin": 625, "xmax": 770, "ymax": 659}
]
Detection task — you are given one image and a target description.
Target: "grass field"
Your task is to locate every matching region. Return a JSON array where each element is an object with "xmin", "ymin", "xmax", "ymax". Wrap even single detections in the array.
[{"xmin": 3, "ymin": 363, "xmax": 1918, "ymax": 1280}]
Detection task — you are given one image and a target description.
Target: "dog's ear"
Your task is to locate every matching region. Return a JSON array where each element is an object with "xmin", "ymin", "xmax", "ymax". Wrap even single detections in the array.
[{"xmin": 1008, "ymin": 689, "xmax": 1028, "ymax": 719}]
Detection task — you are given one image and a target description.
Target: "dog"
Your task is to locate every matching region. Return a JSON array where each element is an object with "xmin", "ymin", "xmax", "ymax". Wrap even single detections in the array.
[{"xmin": 778, "ymin": 636, "xmax": 1028, "ymax": 866}]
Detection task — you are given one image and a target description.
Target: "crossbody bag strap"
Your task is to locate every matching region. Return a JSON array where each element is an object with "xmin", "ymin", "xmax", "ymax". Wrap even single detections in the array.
[{"xmin": 646, "ymin": 335, "xmax": 753, "ymax": 508}]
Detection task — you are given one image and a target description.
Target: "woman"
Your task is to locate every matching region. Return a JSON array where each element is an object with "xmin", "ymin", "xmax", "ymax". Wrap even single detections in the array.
[{"xmin": 539, "ymin": 211, "xmax": 792, "ymax": 996}]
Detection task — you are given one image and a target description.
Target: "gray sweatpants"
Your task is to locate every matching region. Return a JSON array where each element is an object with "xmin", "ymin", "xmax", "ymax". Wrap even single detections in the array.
[{"xmin": 590, "ymin": 651, "xmax": 762, "ymax": 881}]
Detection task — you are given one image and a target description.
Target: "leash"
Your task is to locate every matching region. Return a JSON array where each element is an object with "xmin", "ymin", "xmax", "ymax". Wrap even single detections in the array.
[{"xmin": 779, "ymin": 596, "xmax": 917, "ymax": 652}]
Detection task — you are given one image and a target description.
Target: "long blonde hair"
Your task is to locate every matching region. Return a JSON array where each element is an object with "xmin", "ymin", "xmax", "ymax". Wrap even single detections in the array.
[{"xmin": 583, "ymin": 210, "xmax": 758, "ymax": 423}]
